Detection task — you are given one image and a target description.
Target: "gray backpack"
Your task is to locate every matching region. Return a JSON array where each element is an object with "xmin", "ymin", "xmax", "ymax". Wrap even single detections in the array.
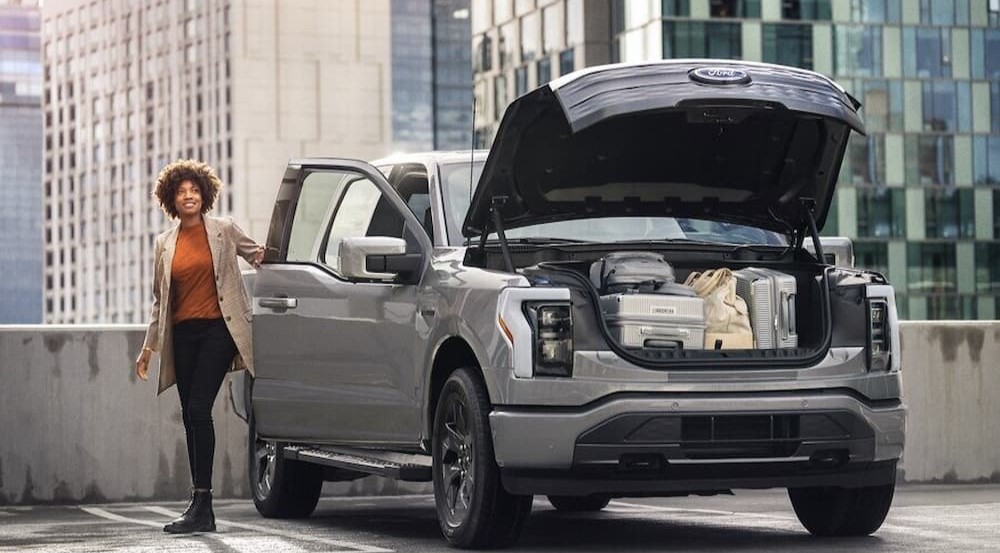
[{"xmin": 590, "ymin": 252, "xmax": 696, "ymax": 296}]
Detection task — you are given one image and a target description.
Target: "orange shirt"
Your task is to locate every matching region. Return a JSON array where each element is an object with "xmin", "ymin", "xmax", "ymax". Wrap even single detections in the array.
[{"xmin": 171, "ymin": 221, "xmax": 222, "ymax": 323}]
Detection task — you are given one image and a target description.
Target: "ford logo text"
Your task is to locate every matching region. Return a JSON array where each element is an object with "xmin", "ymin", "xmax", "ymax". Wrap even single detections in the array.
[{"xmin": 690, "ymin": 67, "xmax": 752, "ymax": 85}]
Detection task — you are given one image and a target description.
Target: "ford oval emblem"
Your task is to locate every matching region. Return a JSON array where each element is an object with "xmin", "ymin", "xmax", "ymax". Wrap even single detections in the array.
[{"xmin": 690, "ymin": 67, "xmax": 751, "ymax": 85}]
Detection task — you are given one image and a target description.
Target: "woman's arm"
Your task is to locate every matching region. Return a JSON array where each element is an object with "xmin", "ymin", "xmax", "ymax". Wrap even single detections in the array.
[
  {"xmin": 230, "ymin": 217, "xmax": 264, "ymax": 267},
  {"xmin": 136, "ymin": 235, "xmax": 163, "ymax": 380}
]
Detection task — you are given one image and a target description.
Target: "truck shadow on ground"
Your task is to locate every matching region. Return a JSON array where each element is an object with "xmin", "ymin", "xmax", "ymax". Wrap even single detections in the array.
[{"xmin": 310, "ymin": 502, "xmax": 886, "ymax": 552}]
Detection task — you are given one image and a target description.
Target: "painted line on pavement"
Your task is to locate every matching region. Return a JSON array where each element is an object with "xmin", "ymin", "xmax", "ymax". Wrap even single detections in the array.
[
  {"xmin": 142, "ymin": 505, "xmax": 393, "ymax": 553},
  {"xmin": 79, "ymin": 506, "xmax": 171, "ymax": 529},
  {"xmin": 608, "ymin": 501, "xmax": 799, "ymax": 523}
]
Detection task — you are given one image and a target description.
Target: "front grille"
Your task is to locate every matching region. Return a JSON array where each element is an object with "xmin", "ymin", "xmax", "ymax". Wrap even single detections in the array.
[{"xmin": 681, "ymin": 415, "xmax": 799, "ymax": 442}]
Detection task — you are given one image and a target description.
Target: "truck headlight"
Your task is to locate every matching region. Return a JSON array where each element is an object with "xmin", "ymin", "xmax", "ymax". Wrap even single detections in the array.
[
  {"xmin": 867, "ymin": 298, "xmax": 890, "ymax": 371},
  {"xmin": 524, "ymin": 302, "xmax": 573, "ymax": 377}
]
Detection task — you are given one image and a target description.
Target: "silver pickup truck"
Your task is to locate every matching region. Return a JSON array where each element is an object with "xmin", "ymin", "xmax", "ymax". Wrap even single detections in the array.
[{"xmin": 231, "ymin": 60, "xmax": 905, "ymax": 548}]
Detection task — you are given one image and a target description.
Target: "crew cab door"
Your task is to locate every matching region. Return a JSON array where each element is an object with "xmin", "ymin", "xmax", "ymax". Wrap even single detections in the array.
[{"xmin": 252, "ymin": 159, "xmax": 430, "ymax": 446}]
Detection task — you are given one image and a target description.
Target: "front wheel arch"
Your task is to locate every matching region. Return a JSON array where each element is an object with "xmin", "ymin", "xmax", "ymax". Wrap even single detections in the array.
[{"xmin": 426, "ymin": 337, "xmax": 481, "ymax": 443}]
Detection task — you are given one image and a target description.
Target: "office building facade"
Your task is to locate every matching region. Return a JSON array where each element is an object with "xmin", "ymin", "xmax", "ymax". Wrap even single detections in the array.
[
  {"xmin": 42, "ymin": 0, "xmax": 392, "ymax": 323},
  {"xmin": 0, "ymin": 0, "xmax": 42, "ymax": 323},
  {"xmin": 473, "ymin": 0, "xmax": 1000, "ymax": 320}
]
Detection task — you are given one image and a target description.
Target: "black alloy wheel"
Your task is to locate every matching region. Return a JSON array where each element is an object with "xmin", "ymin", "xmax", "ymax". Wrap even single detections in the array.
[{"xmin": 432, "ymin": 367, "xmax": 533, "ymax": 548}]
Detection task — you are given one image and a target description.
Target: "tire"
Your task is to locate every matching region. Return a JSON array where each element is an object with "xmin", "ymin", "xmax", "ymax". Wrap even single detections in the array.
[
  {"xmin": 788, "ymin": 481, "xmax": 896, "ymax": 537},
  {"xmin": 248, "ymin": 411, "xmax": 323, "ymax": 518},
  {"xmin": 547, "ymin": 495, "xmax": 611, "ymax": 512},
  {"xmin": 433, "ymin": 367, "xmax": 533, "ymax": 549}
]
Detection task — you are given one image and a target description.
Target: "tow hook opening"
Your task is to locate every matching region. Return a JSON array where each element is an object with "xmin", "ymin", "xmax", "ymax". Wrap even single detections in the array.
[
  {"xmin": 619, "ymin": 453, "xmax": 665, "ymax": 472},
  {"xmin": 809, "ymin": 448, "xmax": 849, "ymax": 468}
]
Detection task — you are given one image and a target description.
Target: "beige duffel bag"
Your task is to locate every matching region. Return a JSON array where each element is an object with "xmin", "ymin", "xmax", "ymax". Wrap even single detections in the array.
[{"xmin": 684, "ymin": 268, "xmax": 754, "ymax": 349}]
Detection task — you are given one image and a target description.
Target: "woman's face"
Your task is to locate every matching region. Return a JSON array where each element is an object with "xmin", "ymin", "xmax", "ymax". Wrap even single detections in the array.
[{"xmin": 174, "ymin": 180, "xmax": 203, "ymax": 218}]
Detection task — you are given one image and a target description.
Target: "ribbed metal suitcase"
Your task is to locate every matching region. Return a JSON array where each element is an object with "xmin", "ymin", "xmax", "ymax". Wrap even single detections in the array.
[
  {"xmin": 733, "ymin": 268, "xmax": 798, "ymax": 349},
  {"xmin": 600, "ymin": 293, "xmax": 705, "ymax": 350}
]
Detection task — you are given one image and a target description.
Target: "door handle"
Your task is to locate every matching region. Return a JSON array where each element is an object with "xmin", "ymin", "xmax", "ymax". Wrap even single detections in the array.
[{"xmin": 259, "ymin": 297, "xmax": 298, "ymax": 310}]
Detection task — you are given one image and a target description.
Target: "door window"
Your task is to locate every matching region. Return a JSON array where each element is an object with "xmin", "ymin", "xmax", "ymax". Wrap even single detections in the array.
[
  {"xmin": 286, "ymin": 170, "xmax": 351, "ymax": 262},
  {"xmin": 323, "ymin": 178, "xmax": 383, "ymax": 271}
]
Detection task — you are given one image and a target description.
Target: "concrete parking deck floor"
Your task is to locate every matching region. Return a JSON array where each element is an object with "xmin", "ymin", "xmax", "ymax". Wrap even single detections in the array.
[{"xmin": 1, "ymin": 485, "xmax": 997, "ymax": 552}]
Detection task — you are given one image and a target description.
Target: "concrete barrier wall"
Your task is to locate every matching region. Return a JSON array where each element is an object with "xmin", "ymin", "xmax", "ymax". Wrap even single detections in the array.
[
  {"xmin": 0, "ymin": 326, "xmax": 426, "ymax": 505},
  {"xmin": 0, "ymin": 322, "xmax": 997, "ymax": 505},
  {"xmin": 899, "ymin": 322, "xmax": 1000, "ymax": 483}
]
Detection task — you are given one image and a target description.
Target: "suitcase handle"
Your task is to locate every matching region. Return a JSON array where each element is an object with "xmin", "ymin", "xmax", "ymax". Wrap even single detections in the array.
[
  {"xmin": 640, "ymin": 326, "xmax": 690, "ymax": 338},
  {"xmin": 643, "ymin": 338, "xmax": 683, "ymax": 349},
  {"xmin": 781, "ymin": 291, "xmax": 797, "ymax": 338}
]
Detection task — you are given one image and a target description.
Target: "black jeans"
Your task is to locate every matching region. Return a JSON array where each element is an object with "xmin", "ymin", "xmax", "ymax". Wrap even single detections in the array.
[{"xmin": 172, "ymin": 317, "xmax": 237, "ymax": 490}]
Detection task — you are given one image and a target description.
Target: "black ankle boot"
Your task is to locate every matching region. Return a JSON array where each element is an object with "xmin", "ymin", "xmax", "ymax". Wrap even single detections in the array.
[{"xmin": 164, "ymin": 489, "xmax": 216, "ymax": 533}]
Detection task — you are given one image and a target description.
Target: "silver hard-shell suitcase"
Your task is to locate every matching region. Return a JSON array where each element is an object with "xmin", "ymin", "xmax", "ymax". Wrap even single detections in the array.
[
  {"xmin": 600, "ymin": 293, "xmax": 705, "ymax": 350},
  {"xmin": 733, "ymin": 268, "xmax": 798, "ymax": 349}
]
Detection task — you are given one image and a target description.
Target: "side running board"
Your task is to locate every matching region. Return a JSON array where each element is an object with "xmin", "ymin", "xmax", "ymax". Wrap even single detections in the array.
[{"xmin": 284, "ymin": 445, "xmax": 433, "ymax": 482}]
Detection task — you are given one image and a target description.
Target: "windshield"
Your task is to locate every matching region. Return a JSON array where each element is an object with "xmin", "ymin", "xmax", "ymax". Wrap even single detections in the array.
[{"xmin": 439, "ymin": 162, "xmax": 786, "ymax": 247}]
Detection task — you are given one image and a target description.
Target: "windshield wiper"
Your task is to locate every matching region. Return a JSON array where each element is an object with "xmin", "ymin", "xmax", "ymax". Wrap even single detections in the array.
[{"xmin": 484, "ymin": 237, "xmax": 596, "ymax": 245}]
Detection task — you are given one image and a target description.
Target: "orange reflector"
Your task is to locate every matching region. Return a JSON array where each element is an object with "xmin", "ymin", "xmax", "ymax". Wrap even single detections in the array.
[{"xmin": 498, "ymin": 316, "xmax": 514, "ymax": 344}]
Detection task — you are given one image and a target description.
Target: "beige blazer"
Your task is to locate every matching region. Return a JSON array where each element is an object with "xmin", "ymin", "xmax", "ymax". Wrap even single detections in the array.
[{"xmin": 142, "ymin": 215, "xmax": 260, "ymax": 395}]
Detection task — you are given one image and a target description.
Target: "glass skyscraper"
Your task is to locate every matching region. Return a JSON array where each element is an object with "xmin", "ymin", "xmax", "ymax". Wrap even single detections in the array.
[
  {"xmin": 0, "ymin": 0, "xmax": 42, "ymax": 323},
  {"xmin": 391, "ymin": 0, "xmax": 473, "ymax": 152},
  {"xmin": 474, "ymin": 0, "xmax": 1000, "ymax": 320}
]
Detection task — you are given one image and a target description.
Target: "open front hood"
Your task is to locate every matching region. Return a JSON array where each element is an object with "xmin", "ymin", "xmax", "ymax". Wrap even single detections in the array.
[{"xmin": 462, "ymin": 60, "xmax": 865, "ymax": 238}]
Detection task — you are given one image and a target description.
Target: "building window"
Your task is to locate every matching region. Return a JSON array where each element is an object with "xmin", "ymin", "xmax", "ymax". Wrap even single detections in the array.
[
  {"xmin": 903, "ymin": 27, "xmax": 952, "ymax": 78},
  {"xmin": 924, "ymin": 188, "xmax": 975, "ymax": 239},
  {"xmin": 541, "ymin": 4, "xmax": 564, "ymax": 54},
  {"xmin": 833, "ymin": 25, "xmax": 882, "ymax": 77},
  {"xmin": 922, "ymin": 81, "xmax": 970, "ymax": 132},
  {"xmin": 856, "ymin": 187, "xmax": 905, "ymax": 237},
  {"xmin": 537, "ymin": 57, "xmax": 551, "ymax": 85},
  {"xmin": 979, "ymin": 243, "xmax": 1000, "ymax": 292},
  {"xmin": 990, "ymin": 0, "xmax": 1000, "ymax": 26},
  {"xmin": 992, "ymin": 82, "xmax": 1000, "ymax": 133},
  {"xmin": 520, "ymin": 11, "xmax": 539, "ymax": 62},
  {"xmin": 514, "ymin": 66, "xmax": 528, "ymax": 96},
  {"xmin": 762, "ymin": 24, "xmax": 813, "ymax": 69},
  {"xmin": 907, "ymin": 243, "xmax": 957, "ymax": 293},
  {"xmin": 662, "ymin": 0, "xmax": 691, "ymax": 17},
  {"xmin": 848, "ymin": 0, "xmax": 902, "ymax": 24},
  {"xmin": 499, "ymin": 22, "xmax": 517, "ymax": 69},
  {"xmin": 853, "ymin": 80, "xmax": 903, "ymax": 132},
  {"xmin": 494, "ymin": 74, "xmax": 507, "ymax": 120},
  {"xmin": 782, "ymin": 0, "xmax": 831, "ymax": 20},
  {"xmin": 559, "ymin": 48, "xmax": 575, "ymax": 76},
  {"xmin": 855, "ymin": 241, "xmax": 889, "ymax": 277},
  {"xmin": 970, "ymin": 29, "xmax": 1000, "ymax": 80},
  {"xmin": 974, "ymin": 136, "xmax": 1000, "ymax": 185},
  {"xmin": 920, "ymin": 0, "xmax": 961, "ymax": 26},
  {"xmin": 663, "ymin": 21, "xmax": 741, "ymax": 59},
  {"xmin": 905, "ymin": 135, "xmax": 954, "ymax": 186},
  {"xmin": 710, "ymin": 0, "xmax": 760, "ymax": 18},
  {"xmin": 923, "ymin": 295, "xmax": 976, "ymax": 320},
  {"xmin": 843, "ymin": 134, "xmax": 886, "ymax": 185}
]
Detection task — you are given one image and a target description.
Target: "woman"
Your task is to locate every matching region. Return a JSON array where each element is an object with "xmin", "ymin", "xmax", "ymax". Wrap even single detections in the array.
[{"xmin": 134, "ymin": 159, "xmax": 264, "ymax": 534}]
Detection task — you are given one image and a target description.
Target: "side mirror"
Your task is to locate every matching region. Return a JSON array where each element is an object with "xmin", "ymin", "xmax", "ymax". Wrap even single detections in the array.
[
  {"xmin": 804, "ymin": 237, "xmax": 854, "ymax": 267},
  {"xmin": 340, "ymin": 236, "xmax": 422, "ymax": 282}
]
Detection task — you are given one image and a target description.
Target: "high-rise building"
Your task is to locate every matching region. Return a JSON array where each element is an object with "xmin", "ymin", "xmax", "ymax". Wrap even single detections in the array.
[
  {"xmin": 390, "ymin": 0, "xmax": 473, "ymax": 153},
  {"xmin": 0, "ymin": 0, "xmax": 43, "ymax": 324},
  {"xmin": 471, "ymin": 0, "xmax": 612, "ymax": 146},
  {"xmin": 473, "ymin": 0, "xmax": 1000, "ymax": 320},
  {"xmin": 42, "ymin": 0, "xmax": 392, "ymax": 323}
]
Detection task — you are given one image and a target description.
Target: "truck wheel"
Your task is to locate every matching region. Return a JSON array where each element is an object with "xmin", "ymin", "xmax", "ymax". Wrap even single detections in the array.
[
  {"xmin": 248, "ymin": 411, "xmax": 323, "ymax": 518},
  {"xmin": 433, "ymin": 367, "xmax": 533, "ymax": 549},
  {"xmin": 788, "ymin": 481, "xmax": 895, "ymax": 536},
  {"xmin": 547, "ymin": 495, "xmax": 611, "ymax": 512}
]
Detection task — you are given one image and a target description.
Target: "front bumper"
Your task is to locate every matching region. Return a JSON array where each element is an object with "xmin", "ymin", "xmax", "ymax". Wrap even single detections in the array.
[{"xmin": 489, "ymin": 391, "xmax": 904, "ymax": 496}]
